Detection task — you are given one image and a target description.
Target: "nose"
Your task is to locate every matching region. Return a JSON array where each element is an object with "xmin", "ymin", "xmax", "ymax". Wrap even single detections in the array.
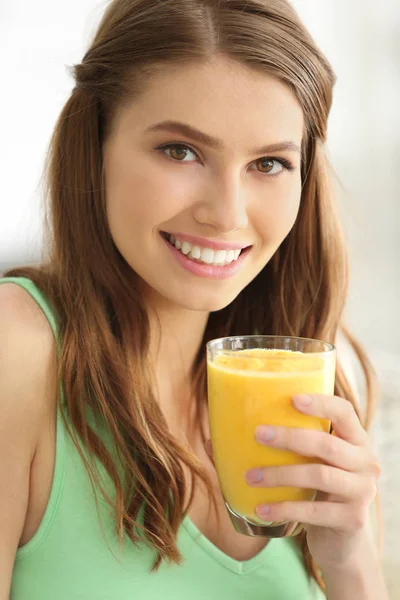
[{"xmin": 193, "ymin": 174, "xmax": 249, "ymax": 233}]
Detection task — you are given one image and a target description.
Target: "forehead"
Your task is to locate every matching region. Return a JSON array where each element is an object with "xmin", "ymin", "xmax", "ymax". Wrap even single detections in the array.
[{"xmin": 113, "ymin": 56, "xmax": 304, "ymax": 151}]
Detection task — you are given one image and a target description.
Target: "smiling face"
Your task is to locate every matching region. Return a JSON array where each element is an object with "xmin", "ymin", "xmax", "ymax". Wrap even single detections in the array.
[{"xmin": 103, "ymin": 55, "xmax": 304, "ymax": 312}]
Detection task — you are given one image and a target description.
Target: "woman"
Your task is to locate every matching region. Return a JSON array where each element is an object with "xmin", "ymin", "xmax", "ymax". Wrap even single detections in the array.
[{"xmin": 0, "ymin": 0, "xmax": 388, "ymax": 598}]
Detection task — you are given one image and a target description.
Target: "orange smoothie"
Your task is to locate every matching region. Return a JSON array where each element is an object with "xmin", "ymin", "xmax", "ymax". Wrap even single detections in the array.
[{"xmin": 207, "ymin": 349, "xmax": 335, "ymax": 524}]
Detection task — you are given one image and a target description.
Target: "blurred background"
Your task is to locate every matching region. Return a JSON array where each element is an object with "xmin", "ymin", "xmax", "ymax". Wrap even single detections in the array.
[{"xmin": 1, "ymin": 0, "xmax": 399, "ymax": 596}]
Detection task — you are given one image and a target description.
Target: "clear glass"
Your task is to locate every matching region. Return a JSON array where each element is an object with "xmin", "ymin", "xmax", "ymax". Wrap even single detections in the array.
[{"xmin": 206, "ymin": 335, "xmax": 336, "ymax": 538}]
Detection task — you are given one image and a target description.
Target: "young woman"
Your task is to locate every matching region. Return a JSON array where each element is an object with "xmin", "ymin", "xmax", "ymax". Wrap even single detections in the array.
[{"xmin": 0, "ymin": 0, "xmax": 388, "ymax": 598}]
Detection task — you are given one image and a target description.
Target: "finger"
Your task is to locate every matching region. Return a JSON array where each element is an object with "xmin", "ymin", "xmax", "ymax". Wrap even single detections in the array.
[
  {"xmin": 245, "ymin": 463, "xmax": 374, "ymax": 501},
  {"xmin": 292, "ymin": 394, "xmax": 368, "ymax": 446},
  {"xmin": 255, "ymin": 500, "xmax": 370, "ymax": 534},
  {"xmin": 255, "ymin": 425, "xmax": 370, "ymax": 473},
  {"xmin": 204, "ymin": 439, "xmax": 215, "ymax": 464}
]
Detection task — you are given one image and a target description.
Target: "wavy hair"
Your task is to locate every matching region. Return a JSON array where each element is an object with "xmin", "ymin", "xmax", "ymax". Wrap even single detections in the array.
[{"xmin": 5, "ymin": 0, "xmax": 380, "ymax": 593}]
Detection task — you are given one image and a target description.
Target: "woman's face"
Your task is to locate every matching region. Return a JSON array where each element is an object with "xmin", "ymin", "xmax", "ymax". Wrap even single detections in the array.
[{"xmin": 103, "ymin": 55, "xmax": 304, "ymax": 312}]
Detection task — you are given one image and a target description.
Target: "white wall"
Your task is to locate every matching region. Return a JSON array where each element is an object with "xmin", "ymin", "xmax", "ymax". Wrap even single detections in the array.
[
  {"xmin": 291, "ymin": 0, "xmax": 400, "ymax": 357},
  {"xmin": 0, "ymin": 0, "xmax": 106, "ymax": 263}
]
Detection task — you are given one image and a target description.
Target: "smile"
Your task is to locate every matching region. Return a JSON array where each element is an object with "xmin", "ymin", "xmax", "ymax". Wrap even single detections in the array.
[
  {"xmin": 160, "ymin": 232, "xmax": 252, "ymax": 280},
  {"xmin": 162, "ymin": 232, "xmax": 243, "ymax": 266}
]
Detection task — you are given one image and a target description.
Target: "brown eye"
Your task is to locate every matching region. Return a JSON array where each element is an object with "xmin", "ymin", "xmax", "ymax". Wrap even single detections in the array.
[
  {"xmin": 257, "ymin": 158, "xmax": 280, "ymax": 174},
  {"xmin": 169, "ymin": 145, "xmax": 188, "ymax": 160},
  {"xmin": 160, "ymin": 143, "xmax": 197, "ymax": 161},
  {"xmin": 157, "ymin": 143, "xmax": 294, "ymax": 177}
]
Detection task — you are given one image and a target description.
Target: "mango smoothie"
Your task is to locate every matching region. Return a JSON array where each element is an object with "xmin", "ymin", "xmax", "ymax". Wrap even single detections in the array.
[{"xmin": 207, "ymin": 348, "xmax": 335, "ymax": 524}]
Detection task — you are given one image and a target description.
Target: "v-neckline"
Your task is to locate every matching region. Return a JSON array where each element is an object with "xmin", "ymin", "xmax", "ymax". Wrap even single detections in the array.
[{"xmin": 180, "ymin": 514, "xmax": 276, "ymax": 575}]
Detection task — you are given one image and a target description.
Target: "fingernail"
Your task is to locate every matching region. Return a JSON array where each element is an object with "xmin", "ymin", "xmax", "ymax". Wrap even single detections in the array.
[
  {"xmin": 255, "ymin": 426, "xmax": 275, "ymax": 443},
  {"xmin": 257, "ymin": 505, "xmax": 271, "ymax": 518},
  {"xmin": 245, "ymin": 468, "xmax": 263, "ymax": 483},
  {"xmin": 294, "ymin": 394, "xmax": 312, "ymax": 406}
]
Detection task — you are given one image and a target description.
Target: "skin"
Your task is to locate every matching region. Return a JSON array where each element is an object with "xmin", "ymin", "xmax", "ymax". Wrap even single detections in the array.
[
  {"xmin": 103, "ymin": 55, "xmax": 303, "ymax": 316},
  {"xmin": 245, "ymin": 394, "xmax": 381, "ymax": 570},
  {"xmin": 103, "ymin": 54, "xmax": 303, "ymax": 425},
  {"xmin": 103, "ymin": 55, "xmax": 384, "ymax": 585}
]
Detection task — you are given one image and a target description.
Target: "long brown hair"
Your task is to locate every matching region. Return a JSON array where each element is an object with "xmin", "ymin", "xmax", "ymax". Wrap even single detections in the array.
[{"xmin": 5, "ymin": 0, "xmax": 380, "ymax": 592}]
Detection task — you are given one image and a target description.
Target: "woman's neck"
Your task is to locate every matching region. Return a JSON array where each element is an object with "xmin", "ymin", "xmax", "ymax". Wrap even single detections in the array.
[{"xmin": 147, "ymin": 298, "xmax": 210, "ymax": 434}]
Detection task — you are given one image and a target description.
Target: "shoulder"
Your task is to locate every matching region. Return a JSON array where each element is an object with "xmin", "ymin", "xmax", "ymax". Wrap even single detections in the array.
[
  {"xmin": 0, "ymin": 281, "xmax": 58, "ymax": 451},
  {"xmin": 0, "ymin": 280, "xmax": 56, "ymax": 343},
  {"xmin": 0, "ymin": 282, "xmax": 58, "ymax": 587},
  {"xmin": 0, "ymin": 280, "xmax": 54, "ymax": 331}
]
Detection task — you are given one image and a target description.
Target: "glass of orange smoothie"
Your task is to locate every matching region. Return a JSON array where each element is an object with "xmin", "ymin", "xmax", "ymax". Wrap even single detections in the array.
[{"xmin": 206, "ymin": 335, "xmax": 336, "ymax": 538}]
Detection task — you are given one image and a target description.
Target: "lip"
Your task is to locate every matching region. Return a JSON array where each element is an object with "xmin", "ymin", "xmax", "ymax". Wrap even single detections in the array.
[
  {"xmin": 162, "ymin": 231, "xmax": 252, "ymax": 251},
  {"xmin": 161, "ymin": 234, "xmax": 251, "ymax": 280}
]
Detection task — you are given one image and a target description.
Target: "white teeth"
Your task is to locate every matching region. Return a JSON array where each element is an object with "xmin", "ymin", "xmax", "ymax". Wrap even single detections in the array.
[
  {"xmin": 213, "ymin": 249, "xmax": 227, "ymax": 265},
  {"xmin": 168, "ymin": 234, "xmax": 246, "ymax": 266},
  {"xmin": 189, "ymin": 245, "xmax": 201, "ymax": 260},
  {"xmin": 181, "ymin": 241, "xmax": 191, "ymax": 255},
  {"xmin": 200, "ymin": 248, "xmax": 214, "ymax": 264},
  {"xmin": 226, "ymin": 250, "xmax": 235, "ymax": 263}
]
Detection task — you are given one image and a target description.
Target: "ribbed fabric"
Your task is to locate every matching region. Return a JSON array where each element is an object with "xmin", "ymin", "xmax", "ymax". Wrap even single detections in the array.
[{"xmin": 1, "ymin": 276, "xmax": 325, "ymax": 600}]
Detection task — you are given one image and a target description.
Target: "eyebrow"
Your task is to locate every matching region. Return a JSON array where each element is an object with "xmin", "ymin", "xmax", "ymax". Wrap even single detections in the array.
[{"xmin": 145, "ymin": 120, "xmax": 301, "ymax": 156}]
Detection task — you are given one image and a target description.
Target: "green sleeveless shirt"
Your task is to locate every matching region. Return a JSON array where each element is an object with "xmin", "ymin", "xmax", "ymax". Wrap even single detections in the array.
[{"xmin": 1, "ymin": 276, "xmax": 325, "ymax": 599}]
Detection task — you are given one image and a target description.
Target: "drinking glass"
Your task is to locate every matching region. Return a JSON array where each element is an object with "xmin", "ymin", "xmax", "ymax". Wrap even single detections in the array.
[{"xmin": 206, "ymin": 335, "xmax": 336, "ymax": 538}]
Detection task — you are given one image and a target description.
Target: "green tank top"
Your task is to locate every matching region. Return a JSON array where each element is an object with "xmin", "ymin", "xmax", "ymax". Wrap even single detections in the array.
[{"xmin": 1, "ymin": 276, "xmax": 325, "ymax": 600}]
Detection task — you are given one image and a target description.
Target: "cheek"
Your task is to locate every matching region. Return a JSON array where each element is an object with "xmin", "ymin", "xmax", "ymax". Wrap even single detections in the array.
[
  {"xmin": 283, "ymin": 185, "xmax": 302, "ymax": 228},
  {"xmin": 106, "ymin": 157, "xmax": 195, "ymax": 232},
  {"xmin": 255, "ymin": 181, "xmax": 302, "ymax": 240}
]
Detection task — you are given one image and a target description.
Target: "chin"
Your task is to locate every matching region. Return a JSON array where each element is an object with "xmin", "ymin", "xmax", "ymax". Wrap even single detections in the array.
[{"xmin": 170, "ymin": 289, "xmax": 241, "ymax": 313}]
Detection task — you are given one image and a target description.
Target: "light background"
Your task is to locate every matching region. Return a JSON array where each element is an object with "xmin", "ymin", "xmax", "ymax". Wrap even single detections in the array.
[{"xmin": 1, "ymin": 0, "xmax": 399, "ymax": 596}]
